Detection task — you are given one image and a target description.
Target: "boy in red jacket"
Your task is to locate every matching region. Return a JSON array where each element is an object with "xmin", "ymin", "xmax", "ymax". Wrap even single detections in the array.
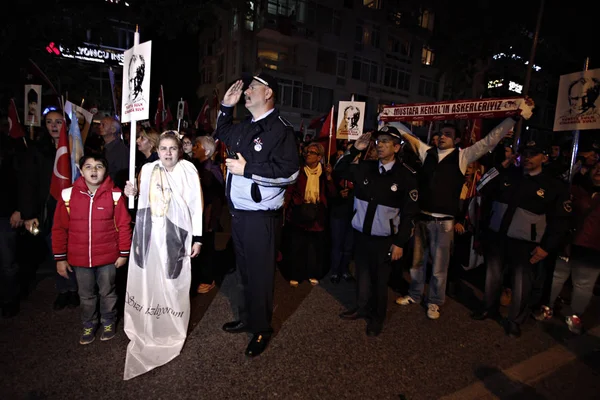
[{"xmin": 52, "ymin": 154, "xmax": 132, "ymax": 345}]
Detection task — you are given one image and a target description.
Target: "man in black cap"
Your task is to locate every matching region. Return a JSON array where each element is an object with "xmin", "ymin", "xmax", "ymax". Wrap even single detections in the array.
[
  {"xmin": 215, "ymin": 73, "xmax": 299, "ymax": 357},
  {"xmin": 335, "ymin": 126, "xmax": 419, "ymax": 336},
  {"xmin": 472, "ymin": 141, "xmax": 572, "ymax": 337}
]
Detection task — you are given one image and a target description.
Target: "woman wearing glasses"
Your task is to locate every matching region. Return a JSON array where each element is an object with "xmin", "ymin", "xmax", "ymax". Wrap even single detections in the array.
[{"xmin": 282, "ymin": 142, "xmax": 336, "ymax": 287}]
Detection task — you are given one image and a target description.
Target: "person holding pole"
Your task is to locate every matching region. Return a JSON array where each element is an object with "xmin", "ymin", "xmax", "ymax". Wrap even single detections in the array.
[
  {"xmin": 395, "ymin": 99, "xmax": 535, "ymax": 320},
  {"xmin": 216, "ymin": 73, "xmax": 299, "ymax": 357},
  {"xmin": 335, "ymin": 126, "xmax": 419, "ymax": 336}
]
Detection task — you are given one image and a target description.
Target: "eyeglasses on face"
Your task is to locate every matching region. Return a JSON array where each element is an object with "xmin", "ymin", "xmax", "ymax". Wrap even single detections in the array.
[{"xmin": 303, "ymin": 150, "xmax": 320, "ymax": 156}]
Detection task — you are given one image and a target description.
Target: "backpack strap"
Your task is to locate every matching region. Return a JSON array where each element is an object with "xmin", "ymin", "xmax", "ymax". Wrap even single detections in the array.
[{"xmin": 61, "ymin": 187, "xmax": 73, "ymax": 215}]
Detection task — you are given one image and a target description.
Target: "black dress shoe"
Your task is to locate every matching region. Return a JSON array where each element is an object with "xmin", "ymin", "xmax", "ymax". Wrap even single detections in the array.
[
  {"xmin": 471, "ymin": 310, "xmax": 499, "ymax": 321},
  {"xmin": 222, "ymin": 320, "xmax": 249, "ymax": 333},
  {"xmin": 341, "ymin": 273, "xmax": 355, "ymax": 282},
  {"xmin": 329, "ymin": 274, "xmax": 341, "ymax": 284},
  {"xmin": 53, "ymin": 292, "xmax": 69, "ymax": 310},
  {"xmin": 245, "ymin": 333, "xmax": 271, "ymax": 357},
  {"xmin": 67, "ymin": 291, "xmax": 80, "ymax": 309},
  {"xmin": 339, "ymin": 308, "xmax": 367, "ymax": 320},
  {"xmin": 366, "ymin": 321, "xmax": 382, "ymax": 337},
  {"xmin": 504, "ymin": 320, "xmax": 521, "ymax": 338}
]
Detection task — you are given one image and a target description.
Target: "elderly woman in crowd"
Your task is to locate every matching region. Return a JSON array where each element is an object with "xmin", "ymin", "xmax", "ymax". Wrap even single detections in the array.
[
  {"xmin": 282, "ymin": 142, "xmax": 336, "ymax": 287},
  {"xmin": 123, "ymin": 131, "xmax": 203, "ymax": 380}
]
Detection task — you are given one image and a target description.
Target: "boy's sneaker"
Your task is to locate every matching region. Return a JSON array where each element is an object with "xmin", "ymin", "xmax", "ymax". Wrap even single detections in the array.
[
  {"xmin": 100, "ymin": 320, "xmax": 116, "ymax": 341},
  {"xmin": 80, "ymin": 323, "xmax": 97, "ymax": 345},
  {"xmin": 427, "ymin": 304, "xmax": 440, "ymax": 320},
  {"xmin": 396, "ymin": 295, "xmax": 417, "ymax": 306},
  {"xmin": 566, "ymin": 315, "xmax": 583, "ymax": 335}
]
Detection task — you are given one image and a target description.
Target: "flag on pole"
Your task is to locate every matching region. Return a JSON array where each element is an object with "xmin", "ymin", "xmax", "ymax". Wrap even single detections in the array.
[
  {"xmin": 210, "ymin": 88, "xmax": 219, "ymax": 130},
  {"xmin": 195, "ymin": 99, "xmax": 212, "ymax": 132},
  {"xmin": 68, "ymin": 109, "xmax": 84, "ymax": 182},
  {"xmin": 8, "ymin": 99, "xmax": 26, "ymax": 139},
  {"xmin": 50, "ymin": 121, "xmax": 72, "ymax": 200},
  {"xmin": 317, "ymin": 106, "xmax": 337, "ymax": 157},
  {"xmin": 155, "ymin": 85, "xmax": 165, "ymax": 130},
  {"xmin": 164, "ymin": 105, "xmax": 173, "ymax": 129},
  {"xmin": 108, "ymin": 67, "xmax": 119, "ymax": 118}
]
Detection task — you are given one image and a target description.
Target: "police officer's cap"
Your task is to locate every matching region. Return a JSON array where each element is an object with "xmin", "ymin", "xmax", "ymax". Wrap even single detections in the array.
[
  {"xmin": 252, "ymin": 72, "xmax": 278, "ymax": 90},
  {"xmin": 520, "ymin": 140, "xmax": 547, "ymax": 156},
  {"xmin": 373, "ymin": 125, "xmax": 402, "ymax": 141}
]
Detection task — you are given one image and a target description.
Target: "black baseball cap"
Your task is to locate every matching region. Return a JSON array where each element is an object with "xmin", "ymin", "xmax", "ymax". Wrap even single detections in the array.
[
  {"xmin": 252, "ymin": 72, "xmax": 278, "ymax": 89},
  {"xmin": 373, "ymin": 125, "xmax": 402, "ymax": 141}
]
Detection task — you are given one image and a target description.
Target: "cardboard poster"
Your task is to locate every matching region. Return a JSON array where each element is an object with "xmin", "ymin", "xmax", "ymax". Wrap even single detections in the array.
[
  {"xmin": 121, "ymin": 40, "xmax": 152, "ymax": 123},
  {"xmin": 24, "ymin": 84, "xmax": 42, "ymax": 127},
  {"xmin": 336, "ymin": 101, "xmax": 365, "ymax": 140},
  {"xmin": 553, "ymin": 68, "xmax": 600, "ymax": 131}
]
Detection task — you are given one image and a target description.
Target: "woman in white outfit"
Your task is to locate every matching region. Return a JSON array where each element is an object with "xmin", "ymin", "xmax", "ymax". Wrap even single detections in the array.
[{"xmin": 123, "ymin": 131, "xmax": 203, "ymax": 380}]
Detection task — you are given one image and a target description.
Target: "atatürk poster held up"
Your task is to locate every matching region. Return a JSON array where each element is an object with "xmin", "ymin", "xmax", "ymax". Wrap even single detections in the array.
[{"xmin": 121, "ymin": 40, "xmax": 152, "ymax": 123}]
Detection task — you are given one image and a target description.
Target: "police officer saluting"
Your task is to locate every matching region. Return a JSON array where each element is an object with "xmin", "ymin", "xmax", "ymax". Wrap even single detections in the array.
[
  {"xmin": 473, "ymin": 141, "xmax": 572, "ymax": 338},
  {"xmin": 335, "ymin": 126, "xmax": 419, "ymax": 336},
  {"xmin": 215, "ymin": 73, "xmax": 300, "ymax": 356}
]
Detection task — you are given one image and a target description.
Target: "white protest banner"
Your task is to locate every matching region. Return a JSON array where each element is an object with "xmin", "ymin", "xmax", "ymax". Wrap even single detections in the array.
[
  {"xmin": 337, "ymin": 101, "xmax": 365, "ymax": 140},
  {"xmin": 379, "ymin": 97, "xmax": 524, "ymax": 122},
  {"xmin": 553, "ymin": 68, "xmax": 600, "ymax": 131},
  {"xmin": 121, "ymin": 40, "xmax": 152, "ymax": 123}
]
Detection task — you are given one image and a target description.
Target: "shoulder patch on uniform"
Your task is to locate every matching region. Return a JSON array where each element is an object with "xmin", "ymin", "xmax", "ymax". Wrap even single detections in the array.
[
  {"xmin": 402, "ymin": 162, "xmax": 416, "ymax": 174},
  {"xmin": 563, "ymin": 200, "xmax": 572, "ymax": 213},
  {"xmin": 409, "ymin": 189, "xmax": 418, "ymax": 202},
  {"xmin": 278, "ymin": 116, "xmax": 293, "ymax": 127}
]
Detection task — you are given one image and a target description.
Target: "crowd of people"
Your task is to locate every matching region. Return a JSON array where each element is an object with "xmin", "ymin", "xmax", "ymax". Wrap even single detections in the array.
[{"xmin": 1, "ymin": 74, "xmax": 599, "ymax": 379}]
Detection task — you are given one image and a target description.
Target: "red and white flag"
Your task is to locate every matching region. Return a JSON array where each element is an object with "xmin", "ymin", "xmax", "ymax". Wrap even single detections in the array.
[
  {"xmin": 8, "ymin": 99, "xmax": 26, "ymax": 139},
  {"xmin": 195, "ymin": 99, "xmax": 212, "ymax": 132},
  {"xmin": 317, "ymin": 106, "xmax": 337, "ymax": 157},
  {"xmin": 155, "ymin": 85, "xmax": 173, "ymax": 130},
  {"xmin": 50, "ymin": 121, "xmax": 72, "ymax": 200}
]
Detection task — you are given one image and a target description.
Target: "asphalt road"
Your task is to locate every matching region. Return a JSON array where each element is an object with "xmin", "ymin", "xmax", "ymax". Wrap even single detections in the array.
[{"xmin": 1, "ymin": 232, "xmax": 599, "ymax": 400}]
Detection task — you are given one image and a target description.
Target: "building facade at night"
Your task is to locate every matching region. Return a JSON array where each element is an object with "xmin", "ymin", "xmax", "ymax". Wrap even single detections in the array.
[{"xmin": 196, "ymin": 0, "xmax": 444, "ymax": 132}]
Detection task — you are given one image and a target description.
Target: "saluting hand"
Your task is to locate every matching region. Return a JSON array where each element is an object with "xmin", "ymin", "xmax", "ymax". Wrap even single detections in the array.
[
  {"xmin": 223, "ymin": 80, "xmax": 244, "ymax": 107},
  {"xmin": 354, "ymin": 132, "xmax": 372, "ymax": 151}
]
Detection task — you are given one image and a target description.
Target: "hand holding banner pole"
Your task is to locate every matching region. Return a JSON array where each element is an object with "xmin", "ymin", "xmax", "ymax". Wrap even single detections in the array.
[{"xmin": 128, "ymin": 25, "xmax": 140, "ymax": 209}]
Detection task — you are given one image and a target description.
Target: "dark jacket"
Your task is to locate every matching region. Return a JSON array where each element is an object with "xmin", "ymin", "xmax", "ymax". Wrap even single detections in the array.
[
  {"xmin": 571, "ymin": 183, "xmax": 600, "ymax": 253},
  {"xmin": 334, "ymin": 146, "xmax": 419, "ymax": 248},
  {"xmin": 477, "ymin": 166, "xmax": 572, "ymax": 252},
  {"xmin": 215, "ymin": 105, "xmax": 299, "ymax": 212}
]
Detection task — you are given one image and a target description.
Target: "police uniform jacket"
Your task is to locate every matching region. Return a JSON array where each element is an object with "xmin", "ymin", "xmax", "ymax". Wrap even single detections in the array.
[
  {"xmin": 215, "ymin": 105, "xmax": 300, "ymax": 212},
  {"xmin": 477, "ymin": 166, "xmax": 572, "ymax": 251},
  {"xmin": 334, "ymin": 146, "xmax": 419, "ymax": 248}
]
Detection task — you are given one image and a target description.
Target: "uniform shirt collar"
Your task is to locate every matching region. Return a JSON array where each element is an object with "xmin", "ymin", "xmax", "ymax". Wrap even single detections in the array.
[
  {"xmin": 379, "ymin": 159, "xmax": 396, "ymax": 172},
  {"xmin": 251, "ymin": 108, "xmax": 275, "ymax": 123}
]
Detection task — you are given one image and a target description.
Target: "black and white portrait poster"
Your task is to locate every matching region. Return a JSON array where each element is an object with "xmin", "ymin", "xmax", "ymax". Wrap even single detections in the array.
[
  {"xmin": 336, "ymin": 101, "xmax": 365, "ymax": 140},
  {"xmin": 24, "ymin": 84, "xmax": 42, "ymax": 127},
  {"xmin": 121, "ymin": 40, "xmax": 152, "ymax": 123},
  {"xmin": 554, "ymin": 68, "xmax": 600, "ymax": 131}
]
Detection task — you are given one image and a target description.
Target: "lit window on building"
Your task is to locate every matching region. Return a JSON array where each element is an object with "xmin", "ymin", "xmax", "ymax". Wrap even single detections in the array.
[
  {"xmin": 421, "ymin": 47, "xmax": 434, "ymax": 66},
  {"xmin": 363, "ymin": 0, "xmax": 382, "ymax": 9},
  {"xmin": 419, "ymin": 10, "xmax": 435, "ymax": 31}
]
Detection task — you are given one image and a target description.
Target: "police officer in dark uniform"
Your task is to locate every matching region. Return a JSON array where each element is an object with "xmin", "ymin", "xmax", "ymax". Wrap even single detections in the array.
[
  {"xmin": 335, "ymin": 126, "xmax": 419, "ymax": 336},
  {"xmin": 472, "ymin": 141, "xmax": 572, "ymax": 338},
  {"xmin": 215, "ymin": 74, "xmax": 300, "ymax": 356}
]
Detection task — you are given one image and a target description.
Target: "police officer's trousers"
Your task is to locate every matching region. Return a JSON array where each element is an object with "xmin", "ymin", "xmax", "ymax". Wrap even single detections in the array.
[
  {"xmin": 230, "ymin": 210, "xmax": 282, "ymax": 334},
  {"xmin": 354, "ymin": 230, "xmax": 394, "ymax": 327},
  {"xmin": 483, "ymin": 232, "xmax": 539, "ymax": 325}
]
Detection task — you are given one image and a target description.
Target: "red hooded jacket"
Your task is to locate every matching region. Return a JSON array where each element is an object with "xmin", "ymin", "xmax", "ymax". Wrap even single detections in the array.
[{"xmin": 52, "ymin": 176, "xmax": 132, "ymax": 267}]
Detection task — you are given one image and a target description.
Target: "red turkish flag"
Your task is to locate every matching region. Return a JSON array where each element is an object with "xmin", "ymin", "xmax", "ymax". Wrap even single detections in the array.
[
  {"xmin": 154, "ymin": 85, "xmax": 165, "ymax": 130},
  {"xmin": 50, "ymin": 122, "xmax": 72, "ymax": 200},
  {"xmin": 195, "ymin": 99, "xmax": 212, "ymax": 132},
  {"xmin": 316, "ymin": 106, "xmax": 337, "ymax": 156},
  {"xmin": 8, "ymin": 99, "xmax": 26, "ymax": 139}
]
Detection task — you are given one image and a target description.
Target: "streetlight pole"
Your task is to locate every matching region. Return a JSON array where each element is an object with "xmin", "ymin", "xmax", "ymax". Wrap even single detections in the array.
[{"xmin": 513, "ymin": 0, "xmax": 545, "ymax": 148}]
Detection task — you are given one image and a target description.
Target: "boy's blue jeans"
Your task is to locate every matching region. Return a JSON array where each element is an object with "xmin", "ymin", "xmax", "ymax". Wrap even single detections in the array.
[{"xmin": 74, "ymin": 264, "xmax": 117, "ymax": 325}]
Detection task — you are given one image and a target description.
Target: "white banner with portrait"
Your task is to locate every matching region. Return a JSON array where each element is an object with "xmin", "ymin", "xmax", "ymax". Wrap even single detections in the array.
[
  {"xmin": 336, "ymin": 101, "xmax": 365, "ymax": 140},
  {"xmin": 553, "ymin": 68, "xmax": 600, "ymax": 131},
  {"xmin": 121, "ymin": 40, "xmax": 152, "ymax": 123},
  {"xmin": 24, "ymin": 84, "xmax": 42, "ymax": 127}
]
